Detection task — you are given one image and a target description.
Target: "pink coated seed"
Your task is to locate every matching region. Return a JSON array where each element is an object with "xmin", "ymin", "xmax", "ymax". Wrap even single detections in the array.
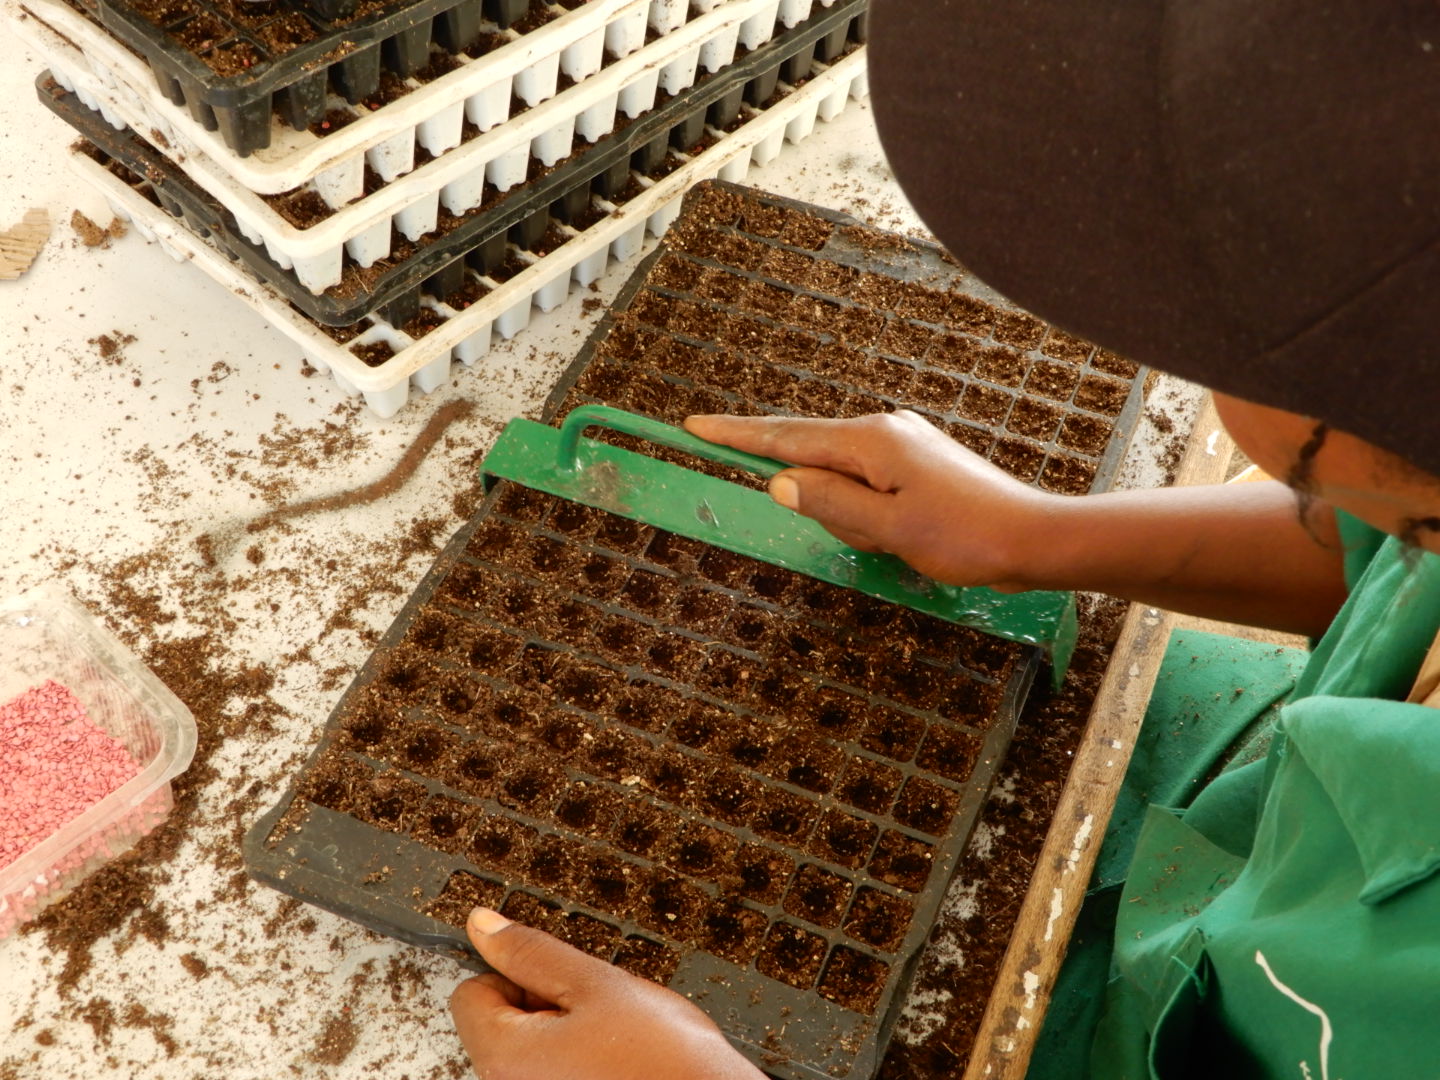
[{"xmin": 0, "ymin": 680, "xmax": 140, "ymax": 871}]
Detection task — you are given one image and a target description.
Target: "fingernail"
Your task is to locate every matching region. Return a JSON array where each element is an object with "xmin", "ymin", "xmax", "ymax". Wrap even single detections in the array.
[
  {"xmin": 771, "ymin": 474, "xmax": 800, "ymax": 511},
  {"xmin": 468, "ymin": 907, "xmax": 511, "ymax": 935}
]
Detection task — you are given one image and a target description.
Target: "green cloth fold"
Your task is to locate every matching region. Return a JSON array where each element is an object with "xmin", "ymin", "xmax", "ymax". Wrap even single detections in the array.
[{"xmin": 1029, "ymin": 513, "xmax": 1440, "ymax": 1080}]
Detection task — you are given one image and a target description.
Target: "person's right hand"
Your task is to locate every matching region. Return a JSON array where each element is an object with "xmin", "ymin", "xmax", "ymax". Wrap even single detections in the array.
[{"xmin": 683, "ymin": 410, "xmax": 1061, "ymax": 592}]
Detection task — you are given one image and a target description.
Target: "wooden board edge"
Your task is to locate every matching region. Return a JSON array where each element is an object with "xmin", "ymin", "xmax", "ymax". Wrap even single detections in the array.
[{"xmin": 961, "ymin": 394, "xmax": 1234, "ymax": 1080}]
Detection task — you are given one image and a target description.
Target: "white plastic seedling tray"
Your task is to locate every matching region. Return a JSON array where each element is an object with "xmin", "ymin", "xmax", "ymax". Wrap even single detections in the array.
[
  {"xmin": 14, "ymin": 0, "xmax": 658, "ymax": 194},
  {"xmin": 22, "ymin": 0, "xmax": 829, "ymax": 295},
  {"xmin": 68, "ymin": 48, "xmax": 868, "ymax": 419},
  {"xmin": 10, "ymin": 0, "xmax": 652, "ymax": 185},
  {"xmin": 10, "ymin": 0, "xmax": 814, "ymax": 200}
]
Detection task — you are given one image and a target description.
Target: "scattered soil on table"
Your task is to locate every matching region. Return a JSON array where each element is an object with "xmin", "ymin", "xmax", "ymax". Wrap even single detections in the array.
[
  {"xmin": 199, "ymin": 399, "xmax": 474, "ymax": 561},
  {"xmin": 23, "ymin": 630, "xmax": 265, "ymax": 992},
  {"xmin": 71, "ymin": 210, "xmax": 127, "ymax": 249},
  {"xmin": 88, "ymin": 331, "xmax": 138, "ymax": 364},
  {"xmin": 308, "ymin": 1009, "xmax": 359, "ymax": 1065},
  {"xmin": 4, "ymin": 323, "xmax": 505, "ymax": 1080}
]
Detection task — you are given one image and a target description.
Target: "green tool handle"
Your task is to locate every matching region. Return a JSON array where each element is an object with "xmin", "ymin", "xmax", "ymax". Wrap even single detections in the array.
[{"xmin": 556, "ymin": 404, "xmax": 789, "ymax": 478}]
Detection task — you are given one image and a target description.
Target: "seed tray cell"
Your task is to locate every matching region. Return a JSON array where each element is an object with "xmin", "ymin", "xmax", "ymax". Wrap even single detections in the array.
[
  {"xmin": 33, "ymin": 0, "xmax": 864, "ymax": 319},
  {"xmin": 55, "ymin": 48, "xmax": 871, "ymax": 417},
  {"xmin": 247, "ymin": 184, "xmax": 1144, "ymax": 1078}
]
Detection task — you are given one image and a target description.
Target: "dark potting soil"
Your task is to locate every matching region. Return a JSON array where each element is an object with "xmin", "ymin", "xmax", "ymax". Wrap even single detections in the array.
[
  {"xmin": 277, "ymin": 473, "xmax": 1022, "ymax": 1007},
  {"xmin": 595, "ymin": 184, "xmax": 1142, "ymax": 495},
  {"xmin": 349, "ymin": 339, "xmax": 396, "ymax": 366},
  {"xmin": 444, "ymin": 275, "xmax": 492, "ymax": 310},
  {"xmin": 400, "ymin": 307, "xmax": 448, "ymax": 340},
  {"xmin": 120, "ymin": 0, "xmax": 576, "ymax": 74}
]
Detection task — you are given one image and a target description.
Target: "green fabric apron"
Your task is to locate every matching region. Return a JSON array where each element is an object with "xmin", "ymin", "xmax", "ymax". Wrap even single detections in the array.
[{"xmin": 1029, "ymin": 515, "xmax": 1440, "ymax": 1079}]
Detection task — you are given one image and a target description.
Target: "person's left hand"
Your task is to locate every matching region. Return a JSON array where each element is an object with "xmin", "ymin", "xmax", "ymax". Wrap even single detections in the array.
[{"xmin": 450, "ymin": 908, "xmax": 766, "ymax": 1080}]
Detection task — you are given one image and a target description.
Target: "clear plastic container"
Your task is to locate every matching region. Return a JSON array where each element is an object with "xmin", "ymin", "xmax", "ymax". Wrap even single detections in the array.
[{"xmin": 0, "ymin": 587, "xmax": 197, "ymax": 936}]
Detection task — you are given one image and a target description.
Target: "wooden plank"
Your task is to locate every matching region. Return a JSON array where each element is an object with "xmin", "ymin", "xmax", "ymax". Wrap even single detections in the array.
[{"xmin": 962, "ymin": 394, "xmax": 1235, "ymax": 1080}]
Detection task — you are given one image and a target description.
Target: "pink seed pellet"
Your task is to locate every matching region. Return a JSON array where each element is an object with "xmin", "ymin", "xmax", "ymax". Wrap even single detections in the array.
[{"xmin": 0, "ymin": 680, "xmax": 140, "ymax": 871}]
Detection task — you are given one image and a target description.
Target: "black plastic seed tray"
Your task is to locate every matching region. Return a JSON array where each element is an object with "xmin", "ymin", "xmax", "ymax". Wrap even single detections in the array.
[
  {"xmin": 245, "ymin": 185, "xmax": 1145, "ymax": 1079},
  {"xmin": 91, "ymin": 0, "xmax": 545, "ymax": 157},
  {"xmin": 247, "ymin": 493, "xmax": 1035, "ymax": 1080},
  {"xmin": 36, "ymin": 0, "xmax": 866, "ymax": 327}
]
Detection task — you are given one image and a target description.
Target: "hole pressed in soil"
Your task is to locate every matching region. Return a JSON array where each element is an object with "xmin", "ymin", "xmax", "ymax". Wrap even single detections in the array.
[
  {"xmin": 782, "ymin": 864, "xmax": 854, "ymax": 928},
  {"xmin": 817, "ymin": 945, "xmax": 889, "ymax": 1014},
  {"xmin": 703, "ymin": 900, "xmax": 768, "ymax": 966},
  {"xmin": 869, "ymin": 831, "xmax": 936, "ymax": 893},
  {"xmin": 424, "ymin": 872, "xmax": 505, "ymax": 929},
  {"xmin": 756, "ymin": 921, "xmax": 828, "ymax": 990},
  {"xmin": 809, "ymin": 808, "xmax": 880, "ymax": 871},
  {"xmin": 636, "ymin": 873, "xmax": 706, "ymax": 938},
  {"xmin": 914, "ymin": 726, "xmax": 982, "ymax": 784},
  {"xmin": 610, "ymin": 803, "xmax": 667, "ymax": 859},
  {"xmin": 730, "ymin": 845, "xmax": 795, "ymax": 906},
  {"xmin": 576, "ymin": 853, "xmax": 634, "ymax": 912},
  {"xmin": 667, "ymin": 823, "xmax": 737, "ymax": 880},
  {"xmin": 858, "ymin": 709, "xmax": 926, "ymax": 763},
  {"xmin": 749, "ymin": 789, "xmax": 818, "ymax": 845},
  {"xmin": 411, "ymin": 794, "xmax": 472, "ymax": 854},
  {"xmin": 835, "ymin": 759, "xmax": 904, "ymax": 816},
  {"xmin": 613, "ymin": 936, "xmax": 681, "ymax": 984},
  {"xmin": 554, "ymin": 785, "xmax": 613, "ymax": 835},
  {"xmin": 844, "ymin": 887, "xmax": 915, "ymax": 953},
  {"xmin": 892, "ymin": 777, "xmax": 961, "ymax": 837}
]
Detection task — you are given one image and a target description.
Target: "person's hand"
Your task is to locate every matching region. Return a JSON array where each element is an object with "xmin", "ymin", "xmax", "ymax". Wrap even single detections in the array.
[
  {"xmin": 450, "ymin": 908, "xmax": 765, "ymax": 1080},
  {"xmin": 683, "ymin": 410, "xmax": 1059, "ymax": 591}
]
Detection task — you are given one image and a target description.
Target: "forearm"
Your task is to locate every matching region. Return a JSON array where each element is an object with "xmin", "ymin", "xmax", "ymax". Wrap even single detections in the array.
[
  {"xmin": 1021, "ymin": 480, "xmax": 1348, "ymax": 636},
  {"xmin": 683, "ymin": 413, "xmax": 1352, "ymax": 637}
]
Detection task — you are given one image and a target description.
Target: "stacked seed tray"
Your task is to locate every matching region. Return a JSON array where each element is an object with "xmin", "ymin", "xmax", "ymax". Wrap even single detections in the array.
[
  {"xmin": 244, "ymin": 183, "xmax": 1147, "ymax": 1080},
  {"xmin": 13, "ymin": 0, "xmax": 870, "ymax": 416}
]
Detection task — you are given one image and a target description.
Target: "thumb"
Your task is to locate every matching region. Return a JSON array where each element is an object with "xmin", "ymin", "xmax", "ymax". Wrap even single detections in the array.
[
  {"xmin": 769, "ymin": 467, "xmax": 896, "ymax": 552},
  {"xmin": 464, "ymin": 907, "xmax": 611, "ymax": 1010}
]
